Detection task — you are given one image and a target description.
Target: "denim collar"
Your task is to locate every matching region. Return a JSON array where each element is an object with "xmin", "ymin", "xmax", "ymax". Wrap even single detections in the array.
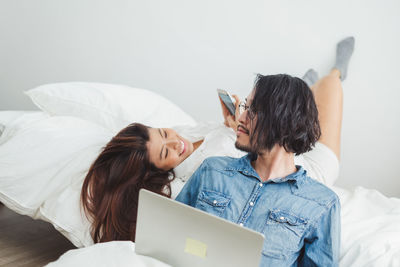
[{"xmin": 224, "ymin": 154, "xmax": 306, "ymax": 185}]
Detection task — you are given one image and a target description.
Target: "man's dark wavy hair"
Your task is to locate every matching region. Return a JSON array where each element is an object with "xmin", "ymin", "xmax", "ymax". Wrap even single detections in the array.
[{"xmin": 249, "ymin": 74, "xmax": 321, "ymax": 155}]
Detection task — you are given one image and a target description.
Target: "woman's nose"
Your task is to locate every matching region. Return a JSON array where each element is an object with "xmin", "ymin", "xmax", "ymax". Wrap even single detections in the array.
[{"xmin": 165, "ymin": 139, "xmax": 180, "ymax": 150}]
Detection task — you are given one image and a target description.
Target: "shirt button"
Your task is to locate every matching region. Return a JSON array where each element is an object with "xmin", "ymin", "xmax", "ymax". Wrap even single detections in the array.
[
  {"xmin": 259, "ymin": 183, "xmax": 263, "ymax": 187},
  {"xmin": 249, "ymin": 202, "xmax": 254, "ymax": 206},
  {"xmin": 239, "ymin": 223, "xmax": 244, "ymax": 227},
  {"xmin": 280, "ymin": 216, "xmax": 285, "ymax": 220},
  {"xmin": 213, "ymin": 200, "xmax": 217, "ymax": 204}
]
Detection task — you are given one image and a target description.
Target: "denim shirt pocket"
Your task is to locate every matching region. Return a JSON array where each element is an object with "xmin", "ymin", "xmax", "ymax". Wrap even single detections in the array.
[
  {"xmin": 196, "ymin": 190, "xmax": 231, "ymax": 217},
  {"xmin": 262, "ymin": 209, "xmax": 308, "ymax": 259}
]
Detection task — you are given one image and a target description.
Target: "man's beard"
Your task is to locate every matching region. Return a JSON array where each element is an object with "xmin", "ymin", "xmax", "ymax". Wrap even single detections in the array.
[{"xmin": 235, "ymin": 140, "xmax": 252, "ymax": 152}]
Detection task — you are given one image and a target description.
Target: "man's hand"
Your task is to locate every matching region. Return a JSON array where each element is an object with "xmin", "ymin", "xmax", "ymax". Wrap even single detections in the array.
[{"xmin": 219, "ymin": 94, "xmax": 241, "ymax": 131}]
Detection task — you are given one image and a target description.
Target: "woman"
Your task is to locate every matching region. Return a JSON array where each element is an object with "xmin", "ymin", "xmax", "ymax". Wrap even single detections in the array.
[
  {"xmin": 80, "ymin": 115, "xmax": 244, "ymax": 242},
  {"xmin": 81, "ymin": 37, "xmax": 354, "ymax": 243}
]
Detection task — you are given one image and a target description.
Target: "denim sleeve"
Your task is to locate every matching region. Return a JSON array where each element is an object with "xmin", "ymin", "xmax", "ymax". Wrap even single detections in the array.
[
  {"xmin": 300, "ymin": 198, "xmax": 341, "ymax": 267},
  {"xmin": 175, "ymin": 161, "xmax": 206, "ymax": 207}
]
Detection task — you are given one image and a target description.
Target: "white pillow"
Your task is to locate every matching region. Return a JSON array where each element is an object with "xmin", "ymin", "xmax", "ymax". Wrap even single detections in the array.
[
  {"xmin": 25, "ymin": 82, "xmax": 197, "ymax": 133},
  {"xmin": 0, "ymin": 111, "xmax": 49, "ymax": 145},
  {"xmin": 0, "ymin": 114, "xmax": 112, "ymax": 247}
]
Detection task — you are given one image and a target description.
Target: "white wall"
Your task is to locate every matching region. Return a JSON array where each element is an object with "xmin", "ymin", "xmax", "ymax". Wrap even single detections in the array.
[{"xmin": 1, "ymin": 0, "xmax": 399, "ymax": 196}]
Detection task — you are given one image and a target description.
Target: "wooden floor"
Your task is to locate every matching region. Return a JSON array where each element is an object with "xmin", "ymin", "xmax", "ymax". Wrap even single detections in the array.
[{"xmin": 0, "ymin": 203, "xmax": 76, "ymax": 267}]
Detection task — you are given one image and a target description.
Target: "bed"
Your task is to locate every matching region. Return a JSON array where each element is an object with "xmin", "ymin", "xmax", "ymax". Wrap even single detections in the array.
[{"xmin": 1, "ymin": 82, "xmax": 399, "ymax": 267}]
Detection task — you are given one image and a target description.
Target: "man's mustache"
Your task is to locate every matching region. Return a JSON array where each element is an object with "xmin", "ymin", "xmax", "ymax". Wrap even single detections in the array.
[{"xmin": 237, "ymin": 125, "xmax": 249, "ymax": 134}]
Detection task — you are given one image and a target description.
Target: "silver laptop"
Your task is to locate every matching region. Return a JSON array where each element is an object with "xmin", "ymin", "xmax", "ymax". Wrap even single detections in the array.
[{"xmin": 135, "ymin": 189, "xmax": 264, "ymax": 267}]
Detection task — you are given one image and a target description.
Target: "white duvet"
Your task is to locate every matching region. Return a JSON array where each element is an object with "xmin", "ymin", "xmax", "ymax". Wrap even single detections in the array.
[
  {"xmin": 1, "ymin": 111, "xmax": 399, "ymax": 267},
  {"xmin": 46, "ymin": 241, "xmax": 171, "ymax": 267},
  {"xmin": 335, "ymin": 186, "xmax": 400, "ymax": 266},
  {"xmin": 46, "ymin": 186, "xmax": 400, "ymax": 267}
]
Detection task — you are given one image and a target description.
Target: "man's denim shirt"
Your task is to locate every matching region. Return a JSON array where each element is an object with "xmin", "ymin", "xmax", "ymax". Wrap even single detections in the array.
[{"xmin": 176, "ymin": 155, "xmax": 341, "ymax": 267}]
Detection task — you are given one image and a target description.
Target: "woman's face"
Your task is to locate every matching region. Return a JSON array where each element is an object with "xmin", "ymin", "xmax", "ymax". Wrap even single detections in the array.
[{"xmin": 147, "ymin": 128, "xmax": 194, "ymax": 171}]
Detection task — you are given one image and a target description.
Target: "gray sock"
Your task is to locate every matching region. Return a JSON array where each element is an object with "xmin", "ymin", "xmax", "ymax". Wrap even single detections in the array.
[
  {"xmin": 302, "ymin": 69, "xmax": 319, "ymax": 87},
  {"xmin": 334, "ymin": 36, "xmax": 355, "ymax": 81}
]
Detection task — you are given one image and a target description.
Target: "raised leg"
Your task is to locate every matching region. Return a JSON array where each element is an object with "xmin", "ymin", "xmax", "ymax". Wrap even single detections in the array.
[{"xmin": 310, "ymin": 68, "xmax": 343, "ymax": 160}]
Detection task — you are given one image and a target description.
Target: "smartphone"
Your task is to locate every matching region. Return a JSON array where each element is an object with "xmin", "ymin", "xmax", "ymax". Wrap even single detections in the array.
[{"xmin": 217, "ymin": 89, "xmax": 236, "ymax": 116}]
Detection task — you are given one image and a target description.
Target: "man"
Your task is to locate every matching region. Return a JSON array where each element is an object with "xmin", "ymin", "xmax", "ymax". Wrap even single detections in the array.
[{"xmin": 176, "ymin": 73, "xmax": 341, "ymax": 266}]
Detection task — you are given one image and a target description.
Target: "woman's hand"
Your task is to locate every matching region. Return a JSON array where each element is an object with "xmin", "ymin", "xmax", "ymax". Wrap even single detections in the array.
[{"xmin": 219, "ymin": 94, "xmax": 241, "ymax": 132}]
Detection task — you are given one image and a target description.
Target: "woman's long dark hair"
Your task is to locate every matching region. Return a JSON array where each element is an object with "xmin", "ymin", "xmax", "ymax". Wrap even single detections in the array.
[{"xmin": 81, "ymin": 123, "xmax": 174, "ymax": 243}]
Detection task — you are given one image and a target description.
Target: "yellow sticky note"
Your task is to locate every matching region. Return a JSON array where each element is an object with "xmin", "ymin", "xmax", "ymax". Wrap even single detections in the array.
[{"xmin": 184, "ymin": 238, "xmax": 207, "ymax": 259}]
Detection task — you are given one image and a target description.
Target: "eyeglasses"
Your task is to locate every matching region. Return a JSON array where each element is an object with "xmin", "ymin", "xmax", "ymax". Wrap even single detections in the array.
[
  {"xmin": 238, "ymin": 101, "xmax": 255, "ymax": 119},
  {"xmin": 238, "ymin": 101, "xmax": 249, "ymax": 114}
]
